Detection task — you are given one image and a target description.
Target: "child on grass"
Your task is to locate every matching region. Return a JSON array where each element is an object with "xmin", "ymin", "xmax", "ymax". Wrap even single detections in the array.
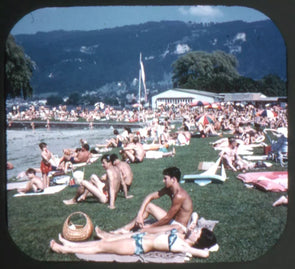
[{"xmin": 17, "ymin": 168, "xmax": 44, "ymax": 194}]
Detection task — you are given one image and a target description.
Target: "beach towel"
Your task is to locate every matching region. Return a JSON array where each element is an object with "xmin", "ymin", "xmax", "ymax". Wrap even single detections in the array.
[
  {"xmin": 13, "ymin": 184, "xmax": 67, "ymax": 197},
  {"xmin": 242, "ymin": 155, "xmax": 268, "ymax": 161},
  {"xmin": 75, "ymin": 217, "xmax": 219, "ymax": 263},
  {"xmin": 7, "ymin": 181, "xmax": 28, "ymax": 191},
  {"xmin": 76, "ymin": 252, "xmax": 188, "ymax": 263},
  {"xmin": 237, "ymin": 171, "xmax": 288, "ymax": 192}
]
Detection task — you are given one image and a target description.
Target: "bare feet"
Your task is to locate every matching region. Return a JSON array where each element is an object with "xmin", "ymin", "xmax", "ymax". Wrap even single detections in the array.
[
  {"xmin": 95, "ymin": 226, "xmax": 109, "ymax": 239},
  {"xmin": 272, "ymin": 195, "xmax": 288, "ymax": 207},
  {"xmin": 50, "ymin": 240, "xmax": 63, "ymax": 253},
  {"xmin": 58, "ymin": 233, "xmax": 69, "ymax": 246},
  {"xmin": 63, "ymin": 198, "xmax": 77, "ymax": 205}
]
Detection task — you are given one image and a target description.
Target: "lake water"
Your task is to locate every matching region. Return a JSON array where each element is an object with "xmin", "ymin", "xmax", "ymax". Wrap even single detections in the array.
[{"xmin": 6, "ymin": 127, "xmax": 115, "ymax": 180}]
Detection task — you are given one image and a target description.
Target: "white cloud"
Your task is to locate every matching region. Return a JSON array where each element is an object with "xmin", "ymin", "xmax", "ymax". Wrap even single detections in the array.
[{"xmin": 179, "ymin": 6, "xmax": 223, "ymax": 20}]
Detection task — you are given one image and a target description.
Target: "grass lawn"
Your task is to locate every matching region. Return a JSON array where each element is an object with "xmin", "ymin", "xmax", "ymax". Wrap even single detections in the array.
[{"xmin": 6, "ymin": 135, "xmax": 287, "ymax": 263}]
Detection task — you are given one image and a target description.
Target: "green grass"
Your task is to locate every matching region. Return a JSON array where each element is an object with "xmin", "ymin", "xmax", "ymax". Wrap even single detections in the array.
[{"xmin": 7, "ymin": 135, "xmax": 287, "ymax": 263}]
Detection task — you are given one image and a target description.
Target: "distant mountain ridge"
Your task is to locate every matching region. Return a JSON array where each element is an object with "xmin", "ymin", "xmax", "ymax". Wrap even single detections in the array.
[{"xmin": 14, "ymin": 19, "xmax": 286, "ymax": 98}]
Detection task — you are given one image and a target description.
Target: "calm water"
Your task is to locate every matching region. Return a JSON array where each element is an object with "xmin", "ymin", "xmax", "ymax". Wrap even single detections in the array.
[{"xmin": 6, "ymin": 127, "xmax": 115, "ymax": 180}]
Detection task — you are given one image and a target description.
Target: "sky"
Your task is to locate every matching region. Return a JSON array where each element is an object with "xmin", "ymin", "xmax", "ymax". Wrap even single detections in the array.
[{"xmin": 10, "ymin": 5, "xmax": 269, "ymax": 35}]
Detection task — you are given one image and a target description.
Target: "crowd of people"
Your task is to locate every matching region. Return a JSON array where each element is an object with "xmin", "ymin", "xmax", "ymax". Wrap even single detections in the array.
[{"xmin": 9, "ymin": 100, "xmax": 288, "ymax": 259}]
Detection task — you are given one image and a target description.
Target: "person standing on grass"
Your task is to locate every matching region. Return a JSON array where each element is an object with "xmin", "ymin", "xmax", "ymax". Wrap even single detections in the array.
[
  {"xmin": 112, "ymin": 166, "xmax": 195, "ymax": 234},
  {"xmin": 63, "ymin": 154, "xmax": 132, "ymax": 209},
  {"xmin": 39, "ymin": 142, "xmax": 55, "ymax": 188}
]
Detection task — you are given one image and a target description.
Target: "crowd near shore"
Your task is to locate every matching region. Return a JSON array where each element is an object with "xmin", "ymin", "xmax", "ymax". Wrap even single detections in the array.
[{"xmin": 7, "ymin": 101, "xmax": 287, "ymax": 130}]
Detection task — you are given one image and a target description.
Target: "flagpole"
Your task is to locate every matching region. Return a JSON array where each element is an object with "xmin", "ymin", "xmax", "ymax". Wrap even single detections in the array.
[{"xmin": 138, "ymin": 53, "xmax": 142, "ymax": 105}]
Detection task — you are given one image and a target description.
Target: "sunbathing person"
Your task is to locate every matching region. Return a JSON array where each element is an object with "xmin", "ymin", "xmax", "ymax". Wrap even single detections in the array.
[
  {"xmin": 96, "ymin": 129, "xmax": 124, "ymax": 148},
  {"xmin": 110, "ymin": 153, "xmax": 133, "ymax": 192},
  {"xmin": 17, "ymin": 168, "xmax": 44, "ymax": 194},
  {"xmin": 219, "ymin": 138, "xmax": 255, "ymax": 172},
  {"xmin": 177, "ymin": 125, "xmax": 191, "ymax": 145},
  {"xmin": 59, "ymin": 143, "xmax": 92, "ymax": 172},
  {"xmin": 145, "ymin": 147, "xmax": 176, "ymax": 159},
  {"xmin": 112, "ymin": 166, "xmax": 194, "ymax": 234},
  {"xmin": 219, "ymin": 138, "xmax": 268, "ymax": 172},
  {"xmin": 63, "ymin": 154, "xmax": 132, "ymax": 209},
  {"xmin": 50, "ymin": 225, "xmax": 216, "ymax": 258},
  {"xmin": 120, "ymin": 136, "xmax": 146, "ymax": 163}
]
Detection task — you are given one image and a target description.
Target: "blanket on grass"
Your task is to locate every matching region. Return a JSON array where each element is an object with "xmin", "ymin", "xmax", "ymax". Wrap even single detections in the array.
[
  {"xmin": 237, "ymin": 171, "xmax": 288, "ymax": 192},
  {"xmin": 75, "ymin": 217, "xmax": 219, "ymax": 263},
  {"xmin": 13, "ymin": 184, "xmax": 67, "ymax": 197}
]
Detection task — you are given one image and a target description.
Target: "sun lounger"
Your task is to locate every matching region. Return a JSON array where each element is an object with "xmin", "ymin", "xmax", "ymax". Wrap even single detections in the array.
[{"xmin": 181, "ymin": 157, "xmax": 227, "ymax": 186}]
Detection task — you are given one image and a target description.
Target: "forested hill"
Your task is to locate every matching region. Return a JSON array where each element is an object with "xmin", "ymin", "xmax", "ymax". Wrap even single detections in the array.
[{"xmin": 14, "ymin": 19, "xmax": 286, "ymax": 96}]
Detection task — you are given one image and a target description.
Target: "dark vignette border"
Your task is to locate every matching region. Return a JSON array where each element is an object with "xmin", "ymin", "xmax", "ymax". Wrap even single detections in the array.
[{"xmin": 0, "ymin": 1, "xmax": 294, "ymax": 269}]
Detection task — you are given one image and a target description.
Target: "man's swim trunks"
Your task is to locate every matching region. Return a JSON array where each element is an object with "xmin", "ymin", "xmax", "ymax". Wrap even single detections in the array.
[
  {"xmin": 131, "ymin": 232, "xmax": 146, "ymax": 255},
  {"xmin": 70, "ymin": 157, "xmax": 77, "ymax": 164},
  {"xmin": 169, "ymin": 219, "xmax": 187, "ymax": 232},
  {"xmin": 40, "ymin": 160, "xmax": 52, "ymax": 174}
]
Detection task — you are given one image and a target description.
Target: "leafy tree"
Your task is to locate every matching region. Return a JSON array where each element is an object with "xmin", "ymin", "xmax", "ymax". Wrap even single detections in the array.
[
  {"xmin": 5, "ymin": 35, "xmax": 33, "ymax": 99},
  {"xmin": 172, "ymin": 50, "xmax": 239, "ymax": 91},
  {"xmin": 66, "ymin": 92, "xmax": 81, "ymax": 105},
  {"xmin": 259, "ymin": 74, "xmax": 286, "ymax": 96},
  {"xmin": 231, "ymin": 77, "xmax": 260, "ymax": 93}
]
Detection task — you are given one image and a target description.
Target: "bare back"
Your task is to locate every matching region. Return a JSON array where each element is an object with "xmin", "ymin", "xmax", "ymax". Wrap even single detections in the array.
[
  {"xmin": 134, "ymin": 143, "xmax": 145, "ymax": 161},
  {"xmin": 106, "ymin": 166, "xmax": 122, "ymax": 198},
  {"xmin": 116, "ymin": 161, "xmax": 133, "ymax": 186}
]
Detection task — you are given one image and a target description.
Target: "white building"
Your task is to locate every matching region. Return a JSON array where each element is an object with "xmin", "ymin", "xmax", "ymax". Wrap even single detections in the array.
[
  {"xmin": 151, "ymin": 88, "xmax": 286, "ymax": 110},
  {"xmin": 151, "ymin": 88, "xmax": 218, "ymax": 109}
]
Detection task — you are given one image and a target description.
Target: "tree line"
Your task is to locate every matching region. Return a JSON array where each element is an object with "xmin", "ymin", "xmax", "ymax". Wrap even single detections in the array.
[
  {"xmin": 5, "ymin": 35, "xmax": 286, "ymax": 103},
  {"xmin": 172, "ymin": 50, "xmax": 286, "ymax": 97}
]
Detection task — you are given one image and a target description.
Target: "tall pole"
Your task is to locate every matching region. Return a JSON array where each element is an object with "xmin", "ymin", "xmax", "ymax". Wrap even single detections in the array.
[{"xmin": 138, "ymin": 53, "xmax": 142, "ymax": 104}]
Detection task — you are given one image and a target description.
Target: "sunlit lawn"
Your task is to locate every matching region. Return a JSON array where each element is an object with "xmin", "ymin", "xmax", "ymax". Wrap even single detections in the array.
[{"xmin": 7, "ymin": 135, "xmax": 287, "ymax": 263}]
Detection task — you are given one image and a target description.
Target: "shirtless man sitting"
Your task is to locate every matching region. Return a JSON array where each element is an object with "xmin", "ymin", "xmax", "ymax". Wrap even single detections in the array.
[
  {"xmin": 59, "ymin": 143, "xmax": 92, "ymax": 172},
  {"xmin": 113, "ymin": 166, "xmax": 196, "ymax": 234},
  {"xmin": 63, "ymin": 154, "xmax": 132, "ymax": 209},
  {"xmin": 110, "ymin": 153, "xmax": 133, "ymax": 191},
  {"xmin": 17, "ymin": 168, "xmax": 44, "ymax": 194},
  {"xmin": 120, "ymin": 136, "xmax": 145, "ymax": 163}
]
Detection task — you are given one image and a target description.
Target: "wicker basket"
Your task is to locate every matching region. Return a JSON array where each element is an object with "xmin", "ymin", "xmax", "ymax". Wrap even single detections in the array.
[{"xmin": 62, "ymin": 211, "xmax": 93, "ymax": 241}]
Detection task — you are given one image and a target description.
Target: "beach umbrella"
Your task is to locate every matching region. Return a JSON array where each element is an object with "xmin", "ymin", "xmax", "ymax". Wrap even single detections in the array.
[
  {"xmin": 258, "ymin": 109, "xmax": 277, "ymax": 118},
  {"xmin": 195, "ymin": 114, "xmax": 215, "ymax": 125}
]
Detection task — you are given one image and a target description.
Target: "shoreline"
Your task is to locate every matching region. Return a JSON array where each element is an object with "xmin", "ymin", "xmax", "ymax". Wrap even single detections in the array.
[{"xmin": 6, "ymin": 120, "xmax": 143, "ymax": 130}]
